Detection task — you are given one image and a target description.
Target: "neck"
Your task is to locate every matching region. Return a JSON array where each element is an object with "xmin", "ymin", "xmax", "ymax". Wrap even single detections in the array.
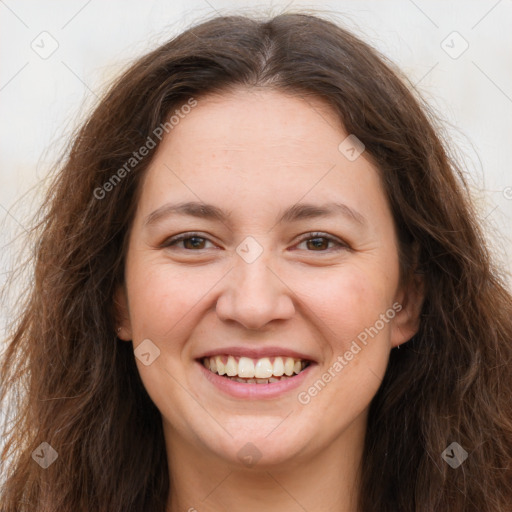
[{"xmin": 164, "ymin": 413, "xmax": 366, "ymax": 512}]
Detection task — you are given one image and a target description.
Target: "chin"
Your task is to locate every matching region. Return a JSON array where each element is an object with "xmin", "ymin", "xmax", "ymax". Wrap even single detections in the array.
[{"xmin": 198, "ymin": 422, "xmax": 311, "ymax": 469}]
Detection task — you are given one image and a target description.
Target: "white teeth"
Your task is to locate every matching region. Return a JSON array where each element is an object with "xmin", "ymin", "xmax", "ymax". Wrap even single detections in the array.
[
  {"xmin": 225, "ymin": 355, "xmax": 237, "ymax": 377},
  {"xmin": 216, "ymin": 356, "xmax": 226, "ymax": 376},
  {"xmin": 202, "ymin": 354, "xmax": 309, "ymax": 381},
  {"xmin": 223, "ymin": 375, "xmax": 293, "ymax": 384},
  {"xmin": 284, "ymin": 357, "xmax": 295, "ymax": 376},
  {"xmin": 238, "ymin": 357, "xmax": 255, "ymax": 378},
  {"xmin": 272, "ymin": 357, "xmax": 284, "ymax": 376},
  {"xmin": 254, "ymin": 357, "xmax": 273, "ymax": 378}
]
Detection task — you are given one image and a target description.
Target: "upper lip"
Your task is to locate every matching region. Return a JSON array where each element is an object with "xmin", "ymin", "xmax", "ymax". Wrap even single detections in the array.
[{"xmin": 197, "ymin": 346, "xmax": 317, "ymax": 362}]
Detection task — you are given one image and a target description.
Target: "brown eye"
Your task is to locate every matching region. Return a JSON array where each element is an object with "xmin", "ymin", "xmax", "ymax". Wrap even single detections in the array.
[
  {"xmin": 162, "ymin": 233, "xmax": 214, "ymax": 250},
  {"xmin": 295, "ymin": 232, "xmax": 348, "ymax": 252}
]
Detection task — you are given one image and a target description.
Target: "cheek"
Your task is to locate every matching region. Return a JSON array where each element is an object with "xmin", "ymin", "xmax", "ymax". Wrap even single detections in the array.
[
  {"xmin": 297, "ymin": 264, "xmax": 394, "ymax": 347},
  {"xmin": 126, "ymin": 258, "xmax": 207, "ymax": 338},
  {"xmin": 293, "ymin": 269, "xmax": 394, "ymax": 434}
]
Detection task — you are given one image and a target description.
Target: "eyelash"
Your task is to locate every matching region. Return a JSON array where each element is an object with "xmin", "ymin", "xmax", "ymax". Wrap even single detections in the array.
[{"xmin": 161, "ymin": 231, "xmax": 349, "ymax": 253}]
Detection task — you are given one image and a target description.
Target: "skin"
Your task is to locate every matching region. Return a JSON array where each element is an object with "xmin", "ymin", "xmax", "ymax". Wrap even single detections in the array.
[{"xmin": 116, "ymin": 87, "xmax": 424, "ymax": 512}]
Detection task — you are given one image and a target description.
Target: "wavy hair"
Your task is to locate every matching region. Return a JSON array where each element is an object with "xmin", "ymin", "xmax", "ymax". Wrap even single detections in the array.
[{"xmin": 1, "ymin": 11, "xmax": 511, "ymax": 512}]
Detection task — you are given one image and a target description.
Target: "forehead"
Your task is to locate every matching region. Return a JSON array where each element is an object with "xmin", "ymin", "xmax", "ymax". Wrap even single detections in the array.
[
  {"xmin": 134, "ymin": 87, "xmax": 389, "ymax": 231},
  {"xmin": 164, "ymin": 87, "xmax": 345, "ymax": 157}
]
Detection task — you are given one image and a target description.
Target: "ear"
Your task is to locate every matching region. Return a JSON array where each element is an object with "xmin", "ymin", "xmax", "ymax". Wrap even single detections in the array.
[
  {"xmin": 114, "ymin": 284, "xmax": 133, "ymax": 341},
  {"xmin": 390, "ymin": 270, "xmax": 425, "ymax": 348}
]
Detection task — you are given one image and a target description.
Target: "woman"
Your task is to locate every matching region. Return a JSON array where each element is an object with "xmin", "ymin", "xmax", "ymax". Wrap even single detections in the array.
[{"xmin": 1, "ymin": 11, "xmax": 511, "ymax": 512}]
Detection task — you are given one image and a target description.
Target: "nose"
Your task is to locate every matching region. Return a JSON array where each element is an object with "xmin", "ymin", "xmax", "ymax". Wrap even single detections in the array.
[{"xmin": 215, "ymin": 251, "xmax": 296, "ymax": 330}]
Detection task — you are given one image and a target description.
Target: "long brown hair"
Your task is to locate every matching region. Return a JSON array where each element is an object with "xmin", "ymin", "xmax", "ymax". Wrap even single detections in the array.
[{"xmin": 1, "ymin": 11, "xmax": 511, "ymax": 512}]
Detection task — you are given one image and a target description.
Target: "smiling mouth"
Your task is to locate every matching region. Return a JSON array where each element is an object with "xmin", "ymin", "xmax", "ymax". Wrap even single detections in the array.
[{"xmin": 200, "ymin": 355, "xmax": 312, "ymax": 384}]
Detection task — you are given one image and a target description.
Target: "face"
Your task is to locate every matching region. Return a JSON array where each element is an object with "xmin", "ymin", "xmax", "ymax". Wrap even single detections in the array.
[{"xmin": 116, "ymin": 87, "xmax": 422, "ymax": 470}]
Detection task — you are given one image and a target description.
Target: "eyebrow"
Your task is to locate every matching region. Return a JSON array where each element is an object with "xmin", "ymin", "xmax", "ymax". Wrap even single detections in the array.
[{"xmin": 144, "ymin": 200, "xmax": 367, "ymax": 228}]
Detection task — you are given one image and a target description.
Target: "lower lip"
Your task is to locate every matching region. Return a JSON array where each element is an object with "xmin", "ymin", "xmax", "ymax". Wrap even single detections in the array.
[{"xmin": 197, "ymin": 360, "xmax": 315, "ymax": 399}]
